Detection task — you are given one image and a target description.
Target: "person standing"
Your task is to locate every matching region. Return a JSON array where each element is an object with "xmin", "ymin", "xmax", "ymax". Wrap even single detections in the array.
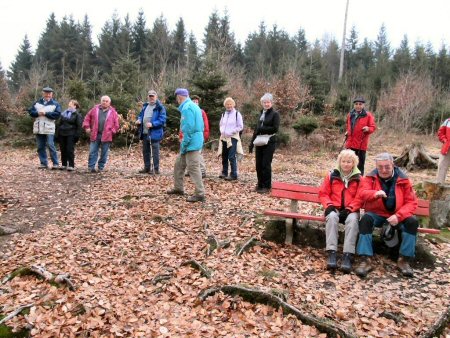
[
  {"xmin": 136, "ymin": 90, "xmax": 167, "ymax": 175},
  {"xmin": 82, "ymin": 96, "xmax": 119, "ymax": 173},
  {"xmin": 319, "ymin": 149, "xmax": 361, "ymax": 273},
  {"xmin": 181, "ymin": 95, "xmax": 209, "ymax": 178},
  {"xmin": 436, "ymin": 117, "xmax": 450, "ymax": 184},
  {"xmin": 167, "ymin": 88, "xmax": 205, "ymax": 202},
  {"xmin": 354, "ymin": 153, "xmax": 419, "ymax": 278},
  {"xmin": 249, "ymin": 93, "xmax": 280, "ymax": 193},
  {"xmin": 218, "ymin": 97, "xmax": 244, "ymax": 181},
  {"xmin": 28, "ymin": 86, "xmax": 62, "ymax": 169},
  {"xmin": 345, "ymin": 97, "xmax": 376, "ymax": 175},
  {"xmin": 57, "ymin": 100, "xmax": 83, "ymax": 171}
]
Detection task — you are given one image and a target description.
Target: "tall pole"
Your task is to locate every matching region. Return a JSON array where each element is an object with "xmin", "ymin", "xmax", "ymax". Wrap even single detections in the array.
[{"xmin": 338, "ymin": 0, "xmax": 350, "ymax": 82}]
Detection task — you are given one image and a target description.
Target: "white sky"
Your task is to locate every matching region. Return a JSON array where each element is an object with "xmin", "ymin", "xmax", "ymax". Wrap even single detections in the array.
[{"xmin": 1, "ymin": 0, "xmax": 449, "ymax": 70}]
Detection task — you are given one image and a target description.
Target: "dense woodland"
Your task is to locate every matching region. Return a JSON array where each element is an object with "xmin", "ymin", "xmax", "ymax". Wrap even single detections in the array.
[{"xmin": 0, "ymin": 9, "xmax": 449, "ymax": 140}]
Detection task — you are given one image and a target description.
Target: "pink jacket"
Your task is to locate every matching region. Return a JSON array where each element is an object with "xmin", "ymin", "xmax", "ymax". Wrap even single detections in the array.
[{"xmin": 83, "ymin": 105, "xmax": 119, "ymax": 142}]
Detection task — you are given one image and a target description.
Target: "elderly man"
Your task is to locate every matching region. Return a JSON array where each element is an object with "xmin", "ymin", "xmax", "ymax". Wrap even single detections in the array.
[
  {"xmin": 136, "ymin": 90, "xmax": 167, "ymax": 174},
  {"xmin": 345, "ymin": 97, "xmax": 376, "ymax": 175},
  {"xmin": 355, "ymin": 152, "xmax": 419, "ymax": 278},
  {"xmin": 82, "ymin": 95, "xmax": 119, "ymax": 173},
  {"xmin": 28, "ymin": 86, "xmax": 62, "ymax": 169},
  {"xmin": 167, "ymin": 88, "xmax": 205, "ymax": 202}
]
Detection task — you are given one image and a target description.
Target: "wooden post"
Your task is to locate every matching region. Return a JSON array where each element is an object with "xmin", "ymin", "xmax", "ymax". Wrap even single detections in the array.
[{"xmin": 285, "ymin": 200, "xmax": 298, "ymax": 244}]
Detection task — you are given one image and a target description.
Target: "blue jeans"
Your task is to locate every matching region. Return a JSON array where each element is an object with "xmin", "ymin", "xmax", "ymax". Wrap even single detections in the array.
[
  {"xmin": 88, "ymin": 140, "xmax": 111, "ymax": 170},
  {"xmin": 142, "ymin": 139, "xmax": 160, "ymax": 171},
  {"xmin": 36, "ymin": 134, "xmax": 59, "ymax": 166},
  {"xmin": 356, "ymin": 212, "xmax": 418, "ymax": 258},
  {"xmin": 221, "ymin": 138, "xmax": 238, "ymax": 178}
]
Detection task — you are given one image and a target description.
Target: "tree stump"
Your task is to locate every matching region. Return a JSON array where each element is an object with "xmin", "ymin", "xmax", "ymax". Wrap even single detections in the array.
[
  {"xmin": 423, "ymin": 181, "xmax": 450, "ymax": 228},
  {"xmin": 394, "ymin": 143, "xmax": 437, "ymax": 171}
]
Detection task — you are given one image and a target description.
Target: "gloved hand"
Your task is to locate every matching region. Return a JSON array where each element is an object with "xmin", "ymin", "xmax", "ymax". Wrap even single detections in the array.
[
  {"xmin": 339, "ymin": 208, "xmax": 350, "ymax": 220},
  {"xmin": 248, "ymin": 145, "xmax": 253, "ymax": 154},
  {"xmin": 325, "ymin": 205, "xmax": 337, "ymax": 216}
]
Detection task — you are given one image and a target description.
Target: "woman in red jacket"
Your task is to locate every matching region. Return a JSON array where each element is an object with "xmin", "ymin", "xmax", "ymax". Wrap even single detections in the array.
[
  {"xmin": 436, "ymin": 117, "xmax": 450, "ymax": 184},
  {"xmin": 319, "ymin": 149, "xmax": 362, "ymax": 273}
]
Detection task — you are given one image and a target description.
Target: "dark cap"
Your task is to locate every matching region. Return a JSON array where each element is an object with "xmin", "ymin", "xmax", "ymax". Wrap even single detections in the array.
[
  {"xmin": 353, "ymin": 96, "xmax": 365, "ymax": 103},
  {"xmin": 42, "ymin": 86, "xmax": 54, "ymax": 93}
]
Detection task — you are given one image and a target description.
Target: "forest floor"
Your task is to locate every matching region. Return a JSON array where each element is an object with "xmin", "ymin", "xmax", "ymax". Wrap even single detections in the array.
[{"xmin": 0, "ymin": 130, "xmax": 449, "ymax": 337}]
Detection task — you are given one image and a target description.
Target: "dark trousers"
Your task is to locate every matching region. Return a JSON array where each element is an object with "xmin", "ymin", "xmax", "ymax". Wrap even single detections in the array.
[
  {"xmin": 350, "ymin": 148, "xmax": 366, "ymax": 175},
  {"xmin": 142, "ymin": 139, "xmax": 160, "ymax": 171},
  {"xmin": 221, "ymin": 139, "xmax": 238, "ymax": 178},
  {"xmin": 255, "ymin": 142, "xmax": 276, "ymax": 189},
  {"xmin": 59, "ymin": 135, "xmax": 75, "ymax": 167}
]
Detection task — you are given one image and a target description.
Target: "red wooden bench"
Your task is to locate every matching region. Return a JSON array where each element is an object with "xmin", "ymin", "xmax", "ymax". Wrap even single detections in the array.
[{"xmin": 264, "ymin": 182, "xmax": 440, "ymax": 244}]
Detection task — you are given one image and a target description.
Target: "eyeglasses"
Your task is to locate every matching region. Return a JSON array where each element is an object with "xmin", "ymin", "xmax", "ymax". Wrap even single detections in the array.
[{"xmin": 376, "ymin": 165, "xmax": 392, "ymax": 170}]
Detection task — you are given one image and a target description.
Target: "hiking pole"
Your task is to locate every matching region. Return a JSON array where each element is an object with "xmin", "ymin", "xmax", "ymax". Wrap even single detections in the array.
[{"xmin": 340, "ymin": 134, "xmax": 348, "ymax": 151}]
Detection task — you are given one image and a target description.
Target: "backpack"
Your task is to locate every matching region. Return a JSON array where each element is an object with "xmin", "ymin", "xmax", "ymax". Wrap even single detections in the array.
[{"xmin": 222, "ymin": 110, "xmax": 243, "ymax": 137}]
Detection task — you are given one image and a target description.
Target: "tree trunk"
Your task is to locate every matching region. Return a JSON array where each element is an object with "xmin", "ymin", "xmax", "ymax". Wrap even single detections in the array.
[{"xmin": 394, "ymin": 143, "xmax": 437, "ymax": 171}]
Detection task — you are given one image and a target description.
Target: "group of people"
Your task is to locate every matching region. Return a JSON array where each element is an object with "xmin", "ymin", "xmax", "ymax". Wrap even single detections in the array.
[
  {"xmin": 29, "ymin": 88, "xmax": 448, "ymax": 274},
  {"xmin": 29, "ymin": 86, "xmax": 281, "ymax": 202}
]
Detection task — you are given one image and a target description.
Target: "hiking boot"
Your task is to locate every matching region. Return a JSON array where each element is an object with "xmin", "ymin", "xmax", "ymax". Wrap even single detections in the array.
[
  {"xmin": 340, "ymin": 253, "xmax": 353, "ymax": 274},
  {"xmin": 201, "ymin": 172, "xmax": 206, "ymax": 178},
  {"xmin": 326, "ymin": 250, "xmax": 337, "ymax": 270},
  {"xmin": 89, "ymin": 168, "xmax": 97, "ymax": 173},
  {"xmin": 397, "ymin": 256, "xmax": 414, "ymax": 277},
  {"xmin": 51, "ymin": 165, "xmax": 61, "ymax": 170},
  {"xmin": 138, "ymin": 168, "xmax": 150, "ymax": 174},
  {"xmin": 256, "ymin": 188, "xmax": 270, "ymax": 194},
  {"xmin": 166, "ymin": 189, "xmax": 185, "ymax": 195},
  {"xmin": 355, "ymin": 257, "xmax": 373, "ymax": 278},
  {"xmin": 185, "ymin": 172, "xmax": 190, "ymax": 177},
  {"xmin": 186, "ymin": 195, "xmax": 205, "ymax": 202},
  {"xmin": 224, "ymin": 176, "xmax": 237, "ymax": 181},
  {"xmin": 38, "ymin": 164, "xmax": 48, "ymax": 169},
  {"xmin": 148, "ymin": 170, "xmax": 155, "ymax": 175},
  {"xmin": 154, "ymin": 170, "xmax": 160, "ymax": 175}
]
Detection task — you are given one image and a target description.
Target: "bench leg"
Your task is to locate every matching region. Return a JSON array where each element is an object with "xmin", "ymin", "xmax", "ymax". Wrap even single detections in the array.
[{"xmin": 285, "ymin": 218, "xmax": 296, "ymax": 244}]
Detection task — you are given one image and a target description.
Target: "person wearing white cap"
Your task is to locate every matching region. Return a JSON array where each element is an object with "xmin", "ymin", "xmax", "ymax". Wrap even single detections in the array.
[
  {"xmin": 167, "ymin": 88, "xmax": 205, "ymax": 202},
  {"xmin": 135, "ymin": 90, "xmax": 167, "ymax": 174},
  {"xmin": 28, "ymin": 86, "xmax": 62, "ymax": 169}
]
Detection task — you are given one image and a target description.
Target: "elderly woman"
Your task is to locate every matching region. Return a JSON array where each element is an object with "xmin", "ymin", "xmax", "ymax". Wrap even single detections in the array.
[
  {"xmin": 318, "ymin": 149, "xmax": 362, "ymax": 273},
  {"xmin": 57, "ymin": 99, "xmax": 82, "ymax": 171},
  {"xmin": 218, "ymin": 97, "xmax": 244, "ymax": 181},
  {"xmin": 249, "ymin": 93, "xmax": 280, "ymax": 193}
]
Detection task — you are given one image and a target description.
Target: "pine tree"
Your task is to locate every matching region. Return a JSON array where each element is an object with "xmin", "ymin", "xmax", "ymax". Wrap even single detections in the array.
[
  {"xmin": 8, "ymin": 35, "xmax": 34, "ymax": 91},
  {"xmin": 170, "ymin": 18, "xmax": 187, "ymax": 69},
  {"xmin": 392, "ymin": 35, "xmax": 412, "ymax": 75},
  {"xmin": 131, "ymin": 9, "xmax": 149, "ymax": 65},
  {"xmin": 0, "ymin": 62, "xmax": 14, "ymax": 124},
  {"xmin": 187, "ymin": 33, "xmax": 200, "ymax": 73},
  {"xmin": 78, "ymin": 15, "xmax": 96, "ymax": 81}
]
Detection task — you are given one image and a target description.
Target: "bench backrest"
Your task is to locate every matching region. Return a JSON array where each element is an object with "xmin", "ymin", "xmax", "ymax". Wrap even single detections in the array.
[{"xmin": 271, "ymin": 182, "xmax": 430, "ymax": 216}]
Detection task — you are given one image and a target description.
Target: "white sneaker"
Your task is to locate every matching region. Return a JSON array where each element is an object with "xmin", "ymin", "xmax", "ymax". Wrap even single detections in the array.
[{"xmin": 67, "ymin": 167, "xmax": 75, "ymax": 171}]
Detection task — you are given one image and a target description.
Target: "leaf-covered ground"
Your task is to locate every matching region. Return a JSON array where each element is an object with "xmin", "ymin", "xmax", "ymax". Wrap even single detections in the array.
[{"xmin": 0, "ymin": 132, "xmax": 449, "ymax": 337}]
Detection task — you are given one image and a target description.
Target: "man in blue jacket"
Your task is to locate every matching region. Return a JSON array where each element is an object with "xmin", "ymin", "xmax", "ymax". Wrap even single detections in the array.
[
  {"xmin": 28, "ymin": 86, "xmax": 62, "ymax": 169},
  {"xmin": 136, "ymin": 90, "xmax": 167, "ymax": 174},
  {"xmin": 167, "ymin": 88, "xmax": 205, "ymax": 202}
]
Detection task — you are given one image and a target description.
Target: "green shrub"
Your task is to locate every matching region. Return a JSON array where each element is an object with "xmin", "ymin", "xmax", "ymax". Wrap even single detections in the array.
[
  {"xmin": 293, "ymin": 116, "xmax": 319, "ymax": 138},
  {"xmin": 14, "ymin": 114, "xmax": 34, "ymax": 134},
  {"xmin": 0, "ymin": 123, "xmax": 6, "ymax": 139},
  {"xmin": 276, "ymin": 129, "xmax": 290, "ymax": 147}
]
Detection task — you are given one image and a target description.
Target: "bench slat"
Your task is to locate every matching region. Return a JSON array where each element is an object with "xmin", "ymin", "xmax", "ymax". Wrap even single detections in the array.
[
  {"xmin": 272, "ymin": 182, "xmax": 320, "ymax": 194},
  {"xmin": 271, "ymin": 189, "xmax": 321, "ymax": 203},
  {"xmin": 264, "ymin": 209, "xmax": 325, "ymax": 222}
]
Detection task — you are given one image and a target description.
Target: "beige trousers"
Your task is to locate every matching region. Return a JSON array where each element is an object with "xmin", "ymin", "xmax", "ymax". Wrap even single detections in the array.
[
  {"xmin": 174, "ymin": 150, "xmax": 205, "ymax": 196},
  {"xmin": 436, "ymin": 152, "xmax": 450, "ymax": 184}
]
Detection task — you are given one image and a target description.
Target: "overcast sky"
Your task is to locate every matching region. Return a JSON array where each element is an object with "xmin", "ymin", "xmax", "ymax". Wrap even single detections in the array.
[{"xmin": 1, "ymin": 0, "xmax": 449, "ymax": 70}]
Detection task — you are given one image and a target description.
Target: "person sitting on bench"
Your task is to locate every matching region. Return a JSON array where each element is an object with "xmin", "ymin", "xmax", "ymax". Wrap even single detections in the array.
[
  {"xmin": 355, "ymin": 152, "xmax": 419, "ymax": 278},
  {"xmin": 319, "ymin": 149, "xmax": 362, "ymax": 273}
]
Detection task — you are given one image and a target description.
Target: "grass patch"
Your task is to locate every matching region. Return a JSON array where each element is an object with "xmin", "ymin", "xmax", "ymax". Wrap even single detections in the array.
[{"xmin": 258, "ymin": 268, "xmax": 280, "ymax": 280}]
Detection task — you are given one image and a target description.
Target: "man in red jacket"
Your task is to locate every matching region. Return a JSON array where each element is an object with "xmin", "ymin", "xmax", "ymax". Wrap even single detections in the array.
[
  {"xmin": 355, "ymin": 152, "xmax": 419, "ymax": 278},
  {"xmin": 345, "ymin": 97, "xmax": 376, "ymax": 175},
  {"xmin": 436, "ymin": 117, "xmax": 450, "ymax": 184}
]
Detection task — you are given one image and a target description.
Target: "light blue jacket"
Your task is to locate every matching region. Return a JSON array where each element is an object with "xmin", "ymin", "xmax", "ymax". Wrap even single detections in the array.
[{"xmin": 179, "ymin": 98, "xmax": 204, "ymax": 154}]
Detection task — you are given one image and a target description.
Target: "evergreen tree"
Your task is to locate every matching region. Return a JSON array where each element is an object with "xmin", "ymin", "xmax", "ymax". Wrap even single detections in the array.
[
  {"xmin": 187, "ymin": 33, "xmax": 200, "ymax": 73},
  {"xmin": 372, "ymin": 24, "xmax": 391, "ymax": 96},
  {"xmin": 149, "ymin": 15, "xmax": 172, "ymax": 77},
  {"xmin": 392, "ymin": 35, "xmax": 412, "ymax": 75},
  {"xmin": 0, "ymin": 63, "xmax": 14, "ymax": 123},
  {"xmin": 78, "ymin": 15, "xmax": 96, "ymax": 81},
  {"xmin": 117, "ymin": 15, "xmax": 133, "ymax": 56},
  {"xmin": 170, "ymin": 18, "xmax": 187, "ymax": 69},
  {"xmin": 8, "ymin": 35, "xmax": 34, "ymax": 91},
  {"xmin": 131, "ymin": 9, "xmax": 149, "ymax": 65},
  {"xmin": 203, "ymin": 10, "xmax": 221, "ymax": 52},
  {"xmin": 435, "ymin": 44, "xmax": 450, "ymax": 89},
  {"xmin": 97, "ymin": 12, "xmax": 122, "ymax": 73},
  {"xmin": 35, "ymin": 13, "xmax": 59, "ymax": 66}
]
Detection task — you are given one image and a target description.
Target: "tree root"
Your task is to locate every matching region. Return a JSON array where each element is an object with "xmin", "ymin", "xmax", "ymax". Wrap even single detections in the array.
[
  {"xmin": 0, "ymin": 303, "xmax": 33, "ymax": 325},
  {"xmin": 235, "ymin": 236, "xmax": 271, "ymax": 256},
  {"xmin": 419, "ymin": 303, "xmax": 450, "ymax": 338},
  {"xmin": 181, "ymin": 259, "xmax": 211, "ymax": 278},
  {"xmin": 2, "ymin": 265, "xmax": 75, "ymax": 291},
  {"xmin": 205, "ymin": 235, "xmax": 231, "ymax": 257},
  {"xmin": 198, "ymin": 285, "xmax": 356, "ymax": 338},
  {"xmin": 151, "ymin": 273, "xmax": 173, "ymax": 285},
  {"xmin": 0, "ymin": 225, "xmax": 17, "ymax": 236}
]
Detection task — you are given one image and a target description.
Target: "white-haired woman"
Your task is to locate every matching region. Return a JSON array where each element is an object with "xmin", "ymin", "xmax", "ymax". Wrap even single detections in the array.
[
  {"xmin": 218, "ymin": 97, "xmax": 244, "ymax": 180},
  {"xmin": 249, "ymin": 93, "xmax": 280, "ymax": 193},
  {"xmin": 318, "ymin": 149, "xmax": 362, "ymax": 273}
]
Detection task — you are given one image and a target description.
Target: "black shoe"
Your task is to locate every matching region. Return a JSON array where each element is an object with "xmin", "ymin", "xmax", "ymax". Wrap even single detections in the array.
[
  {"xmin": 167, "ymin": 189, "xmax": 185, "ymax": 195},
  {"xmin": 186, "ymin": 195, "xmax": 205, "ymax": 202},
  {"xmin": 154, "ymin": 170, "xmax": 160, "ymax": 175},
  {"xmin": 256, "ymin": 188, "xmax": 270, "ymax": 194},
  {"xmin": 89, "ymin": 168, "xmax": 97, "ymax": 173},
  {"xmin": 138, "ymin": 168, "xmax": 150, "ymax": 174},
  {"xmin": 340, "ymin": 253, "xmax": 353, "ymax": 273},
  {"xmin": 326, "ymin": 250, "xmax": 337, "ymax": 270},
  {"xmin": 397, "ymin": 256, "xmax": 414, "ymax": 277},
  {"xmin": 184, "ymin": 172, "xmax": 190, "ymax": 177},
  {"xmin": 219, "ymin": 174, "xmax": 226, "ymax": 179},
  {"xmin": 148, "ymin": 170, "xmax": 155, "ymax": 175},
  {"xmin": 224, "ymin": 176, "xmax": 237, "ymax": 181},
  {"xmin": 201, "ymin": 173, "xmax": 206, "ymax": 178}
]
